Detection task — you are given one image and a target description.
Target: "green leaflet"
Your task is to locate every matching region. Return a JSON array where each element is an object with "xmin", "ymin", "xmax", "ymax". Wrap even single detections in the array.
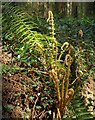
[{"xmin": 21, "ymin": 34, "xmax": 33, "ymax": 43}]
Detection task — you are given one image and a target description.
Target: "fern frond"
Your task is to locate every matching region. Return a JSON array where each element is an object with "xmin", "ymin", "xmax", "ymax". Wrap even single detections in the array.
[
  {"xmin": 63, "ymin": 90, "xmax": 94, "ymax": 120},
  {"xmin": 2, "ymin": 3, "xmax": 48, "ymax": 52}
]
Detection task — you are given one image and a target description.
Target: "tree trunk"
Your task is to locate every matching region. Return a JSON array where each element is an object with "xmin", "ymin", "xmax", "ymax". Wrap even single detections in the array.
[
  {"xmin": 72, "ymin": 2, "xmax": 78, "ymax": 17},
  {"xmin": 55, "ymin": 2, "xmax": 67, "ymax": 17}
]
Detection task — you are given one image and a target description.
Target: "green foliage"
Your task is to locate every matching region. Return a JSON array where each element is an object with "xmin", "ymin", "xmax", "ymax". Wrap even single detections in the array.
[
  {"xmin": 3, "ymin": 105, "xmax": 13, "ymax": 113},
  {"xmin": 63, "ymin": 90, "xmax": 94, "ymax": 120},
  {"xmin": 2, "ymin": 64, "xmax": 24, "ymax": 74},
  {"xmin": 2, "ymin": 3, "xmax": 94, "ymax": 120}
]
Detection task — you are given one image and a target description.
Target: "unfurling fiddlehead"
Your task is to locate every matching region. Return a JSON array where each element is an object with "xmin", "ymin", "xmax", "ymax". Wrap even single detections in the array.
[
  {"xmin": 32, "ymin": 10, "xmax": 75, "ymax": 120},
  {"xmin": 47, "ymin": 11, "xmax": 58, "ymax": 60},
  {"xmin": 47, "ymin": 11, "xmax": 75, "ymax": 119}
]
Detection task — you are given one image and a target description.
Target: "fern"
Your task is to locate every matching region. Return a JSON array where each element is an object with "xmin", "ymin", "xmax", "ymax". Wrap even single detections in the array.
[
  {"xmin": 63, "ymin": 90, "xmax": 94, "ymax": 120},
  {"xmin": 2, "ymin": 3, "xmax": 50, "ymax": 60},
  {"xmin": 2, "ymin": 3, "xmax": 94, "ymax": 120}
]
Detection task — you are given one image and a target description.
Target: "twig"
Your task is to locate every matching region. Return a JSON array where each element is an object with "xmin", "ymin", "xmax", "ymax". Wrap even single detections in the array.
[
  {"xmin": 39, "ymin": 110, "xmax": 47, "ymax": 119},
  {"xmin": 70, "ymin": 77, "xmax": 79, "ymax": 85},
  {"xmin": 30, "ymin": 96, "xmax": 39, "ymax": 120}
]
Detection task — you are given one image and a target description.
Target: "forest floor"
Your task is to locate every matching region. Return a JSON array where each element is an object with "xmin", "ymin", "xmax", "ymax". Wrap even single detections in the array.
[
  {"xmin": 2, "ymin": 51, "xmax": 53, "ymax": 119},
  {"xmin": 3, "ymin": 72, "xmax": 34, "ymax": 118},
  {"xmin": 2, "ymin": 47, "xmax": 95, "ymax": 119}
]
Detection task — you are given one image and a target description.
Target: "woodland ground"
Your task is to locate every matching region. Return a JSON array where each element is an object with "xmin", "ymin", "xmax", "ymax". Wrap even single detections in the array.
[{"xmin": 2, "ymin": 4, "xmax": 95, "ymax": 119}]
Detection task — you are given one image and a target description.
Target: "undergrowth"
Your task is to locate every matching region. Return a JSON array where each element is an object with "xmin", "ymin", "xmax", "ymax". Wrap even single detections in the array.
[{"xmin": 2, "ymin": 2, "xmax": 95, "ymax": 120}]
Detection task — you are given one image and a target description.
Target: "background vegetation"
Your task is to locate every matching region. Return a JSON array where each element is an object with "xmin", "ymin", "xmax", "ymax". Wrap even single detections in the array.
[{"xmin": 2, "ymin": 2, "xmax": 95, "ymax": 120}]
